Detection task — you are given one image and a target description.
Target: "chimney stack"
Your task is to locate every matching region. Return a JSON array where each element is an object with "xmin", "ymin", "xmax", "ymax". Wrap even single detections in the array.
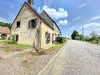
[{"xmin": 28, "ymin": 0, "xmax": 34, "ymax": 7}]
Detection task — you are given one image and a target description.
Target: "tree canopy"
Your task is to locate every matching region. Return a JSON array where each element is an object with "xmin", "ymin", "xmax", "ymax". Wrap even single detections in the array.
[
  {"xmin": 0, "ymin": 21, "xmax": 11, "ymax": 29},
  {"xmin": 71, "ymin": 30, "xmax": 79, "ymax": 39}
]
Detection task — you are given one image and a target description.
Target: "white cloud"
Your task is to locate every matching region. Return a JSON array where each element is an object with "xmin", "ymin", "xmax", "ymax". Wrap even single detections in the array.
[
  {"xmin": 42, "ymin": 5, "xmax": 68, "ymax": 19},
  {"xmin": 90, "ymin": 15, "xmax": 100, "ymax": 21},
  {"xmin": 0, "ymin": 17, "xmax": 8, "ymax": 23},
  {"xmin": 83, "ymin": 23, "xmax": 100, "ymax": 28},
  {"xmin": 79, "ymin": 3, "xmax": 87, "ymax": 8},
  {"xmin": 78, "ymin": 0, "xmax": 92, "ymax": 9},
  {"xmin": 80, "ymin": 23, "xmax": 100, "ymax": 36},
  {"xmin": 58, "ymin": 20, "xmax": 68, "ymax": 25},
  {"xmin": 37, "ymin": 7, "xmax": 41, "ymax": 13},
  {"xmin": 95, "ymin": 28, "xmax": 100, "ymax": 31},
  {"xmin": 70, "ymin": 27, "xmax": 74, "ymax": 30},
  {"xmin": 73, "ymin": 16, "xmax": 81, "ymax": 21}
]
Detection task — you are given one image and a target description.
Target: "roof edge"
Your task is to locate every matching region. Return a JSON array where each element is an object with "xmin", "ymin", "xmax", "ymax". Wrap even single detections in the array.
[{"xmin": 41, "ymin": 10, "xmax": 61, "ymax": 31}]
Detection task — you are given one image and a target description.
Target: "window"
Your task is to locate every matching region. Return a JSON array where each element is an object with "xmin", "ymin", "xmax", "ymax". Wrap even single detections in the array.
[
  {"xmin": 52, "ymin": 34, "xmax": 55, "ymax": 44},
  {"xmin": 1, "ymin": 34, "xmax": 7, "ymax": 37},
  {"xmin": 17, "ymin": 21, "xmax": 20, "ymax": 28},
  {"xmin": 31, "ymin": 19, "xmax": 36, "ymax": 28},
  {"xmin": 28, "ymin": 19, "xmax": 37, "ymax": 29},
  {"xmin": 16, "ymin": 35, "xmax": 18, "ymax": 41},
  {"xmin": 45, "ymin": 32, "xmax": 50, "ymax": 44}
]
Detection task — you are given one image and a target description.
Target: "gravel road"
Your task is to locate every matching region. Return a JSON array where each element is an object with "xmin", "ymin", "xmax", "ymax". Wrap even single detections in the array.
[{"xmin": 38, "ymin": 40, "xmax": 100, "ymax": 75}]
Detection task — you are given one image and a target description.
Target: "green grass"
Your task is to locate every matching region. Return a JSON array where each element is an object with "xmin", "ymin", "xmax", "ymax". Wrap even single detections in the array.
[
  {"xmin": 0, "ymin": 38, "xmax": 3, "ymax": 40},
  {"xmin": 48, "ymin": 40, "xmax": 67, "ymax": 50},
  {"xmin": 5, "ymin": 41, "xmax": 33, "ymax": 49},
  {"xmin": 82, "ymin": 40, "xmax": 100, "ymax": 45},
  {"xmin": 2, "ymin": 49, "xmax": 14, "ymax": 52}
]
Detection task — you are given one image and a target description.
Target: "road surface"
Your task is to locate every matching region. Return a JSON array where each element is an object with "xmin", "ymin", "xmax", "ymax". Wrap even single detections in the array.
[{"xmin": 38, "ymin": 40, "xmax": 100, "ymax": 75}]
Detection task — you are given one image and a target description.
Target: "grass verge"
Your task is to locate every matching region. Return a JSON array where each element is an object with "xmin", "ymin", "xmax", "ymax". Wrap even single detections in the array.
[
  {"xmin": 82, "ymin": 41, "xmax": 100, "ymax": 45},
  {"xmin": 2, "ymin": 49, "xmax": 15, "ymax": 53},
  {"xmin": 47, "ymin": 40, "xmax": 67, "ymax": 51},
  {"xmin": 5, "ymin": 41, "xmax": 33, "ymax": 49}
]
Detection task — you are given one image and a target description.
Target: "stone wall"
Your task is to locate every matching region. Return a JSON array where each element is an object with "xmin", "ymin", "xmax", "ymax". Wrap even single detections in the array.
[
  {"xmin": 40, "ymin": 22, "xmax": 61, "ymax": 49},
  {"xmin": 11, "ymin": 3, "xmax": 41, "ymax": 48}
]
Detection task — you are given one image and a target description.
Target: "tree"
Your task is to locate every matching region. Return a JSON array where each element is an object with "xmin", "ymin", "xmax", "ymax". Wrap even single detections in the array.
[
  {"xmin": 90, "ymin": 31, "xmax": 99, "ymax": 43},
  {"xmin": 71, "ymin": 30, "xmax": 79, "ymax": 40},
  {"xmin": 79, "ymin": 34, "xmax": 84, "ymax": 40},
  {"xmin": 90, "ymin": 31, "xmax": 98, "ymax": 38},
  {"xmin": 74, "ymin": 36, "xmax": 80, "ymax": 40},
  {"xmin": 0, "ymin": 21, "xmax": 11, "ymax": 29}
]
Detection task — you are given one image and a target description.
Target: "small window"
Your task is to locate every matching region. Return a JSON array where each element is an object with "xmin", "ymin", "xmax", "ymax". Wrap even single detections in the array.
[
  {"xmin": 31, "ymin": 19, "xmax": 36, "ymax": 28},
  {"xmin": 28, "ymin": 19, "xmax": 37, "ymax": 29},
  {"xmin": 17, "ymin": 21, "xmax": 20, "ymax": 28},
  {"xmin": 52, "ymin": 34, "xmax": 55, "ymax": 44},
  {"xmin": 16, "ymin": 35, "xmax": 18, "ymax": 41},
  {"xmin": 1, "ymin": 34, "xmax": 7, "ymax": 37},
  {"xmin": 45, "ymin": 32, "xmax": 50, "ymax": 44}
]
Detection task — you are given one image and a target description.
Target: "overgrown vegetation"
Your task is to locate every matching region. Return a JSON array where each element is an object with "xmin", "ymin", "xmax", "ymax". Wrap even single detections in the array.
[
  {"xmin": 48, "ymin": 37, "xmax": 67, "ymax": 50},
  {"xmin": 2, "ymin": 49, "xmax": 15, "ymax": 53},
  {"xmin": 71, "ymin": 30, "xmax": 84, "ymax": 40},
  {"xmin": 71, "ymin": 30, "xmax": 100, "ymax": 45},
  {"xmin": 1, "ymin": 36, "xmax": 6, "ymax": 40},
  {"xmin": 4, "ymin": 34, "xmax": 32, "ymax": 49},
  {"xmin": 56, "ymin": 37, "xmax": 67, "ymax": 44},
  {"xmin": 5, "ymin": 42, "xmax": 32, "ymax": 49},
  {"xmin": 0, "ymin": 21, "xmax": 11, "ymax": 29},
  {"xmin": 8, "ymin": 34, "xmax": 17, "ymax": 44}
]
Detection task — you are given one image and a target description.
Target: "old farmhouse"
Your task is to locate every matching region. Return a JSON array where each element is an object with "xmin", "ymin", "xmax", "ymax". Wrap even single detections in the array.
[
  {"xmin": 11, "ymin": 0, "xmax": 61, "ymax": 49},
  {"xmin": 0, "ymin": 26, "xmax": 10, "ymax": 39}
]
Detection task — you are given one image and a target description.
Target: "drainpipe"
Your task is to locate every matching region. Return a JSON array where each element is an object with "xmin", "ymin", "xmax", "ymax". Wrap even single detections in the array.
[
  {"xmin": 33, "ymin": 19, "xmax": 41, "ymax": 51},
  {"xmin": 38, "ymin": 20, "xmax": 41, "ymax": 49}
]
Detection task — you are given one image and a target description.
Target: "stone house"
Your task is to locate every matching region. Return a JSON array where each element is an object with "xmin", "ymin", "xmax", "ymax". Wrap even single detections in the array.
[
  {"xmin": 11, "ymin": 0, "xmax": 61, "ymax": 49},
  {"xmin": 0, "ymin": 26, "xmax": 10, "ymax": 39}
]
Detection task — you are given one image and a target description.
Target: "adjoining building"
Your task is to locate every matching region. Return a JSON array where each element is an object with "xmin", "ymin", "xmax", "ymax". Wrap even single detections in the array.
[
  {"xmin": 0, "ymin": 26, "xmax": 10, "ymax": 39},
  {"xmin": 11, "ymin": 0, "xmax": 61, "ymax": 49}
]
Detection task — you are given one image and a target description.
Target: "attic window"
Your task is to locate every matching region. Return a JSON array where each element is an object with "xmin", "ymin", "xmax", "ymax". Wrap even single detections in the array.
[
  {"xmin": 28, "ymin": 19, "xmax": 37, "ymax": 29},
  {"xmin": 17, "ymin": 21, "xmax": 20, "ymax": 28}
]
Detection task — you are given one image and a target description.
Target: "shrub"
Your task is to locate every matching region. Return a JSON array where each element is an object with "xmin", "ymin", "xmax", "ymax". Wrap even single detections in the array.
[
  {"xmin": 74, "ymin": 36, "xmax": 80, "ymax": 40},
  {"xmin": 56, "ymin": 37, "xmax": 67, "ymax": 44},
  {"xmin": 8, "ymin": 34, "xmax": 17, "ymax": 44},
  {"xmin": 1, "ymin": 36, "xmax": 5, "ymax": 40}
]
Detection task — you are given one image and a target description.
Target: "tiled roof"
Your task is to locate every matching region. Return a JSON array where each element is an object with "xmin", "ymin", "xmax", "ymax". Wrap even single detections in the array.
[
  {"xmin": 0, "ymin": 26, "xmax": 10, "ymax": 34},
  {"xmin": 11, "ymin": 2, "xmax": 61, "ymax": 31},
  {"xmin": 41, "ymin": 10, "xmax": 61, "ymax": 31},
  {"xmin": 41, "ymin": 10, "xmax": 54, "ymax": 29}
]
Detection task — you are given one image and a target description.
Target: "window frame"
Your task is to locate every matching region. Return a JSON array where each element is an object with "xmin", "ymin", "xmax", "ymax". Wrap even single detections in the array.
[
  {"xmin": 16, "ymin": 21, "xmax": 20, "ymax": 28},
  {"xmin": 28, "ymin": 19, "xmax": 37, "ymax": 29},
  {"xmin": 45, "ymin": 32, "xmax": 50, "ymax": 44}
]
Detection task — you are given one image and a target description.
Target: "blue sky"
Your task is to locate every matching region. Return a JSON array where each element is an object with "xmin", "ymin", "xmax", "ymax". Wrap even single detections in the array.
[{"xmin": 0, "ymin": 0, "xmax": 100, "ymax": 38}]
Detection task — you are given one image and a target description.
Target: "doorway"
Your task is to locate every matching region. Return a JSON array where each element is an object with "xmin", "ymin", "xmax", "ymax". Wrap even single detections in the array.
[{"xmin": 16, "ymin": 35, "xmax": 18, "ymax": 41}]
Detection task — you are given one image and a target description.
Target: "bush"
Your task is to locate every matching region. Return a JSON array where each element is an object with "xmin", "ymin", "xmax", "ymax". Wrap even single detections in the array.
[
  {"xmin": 56, "ymin": 37, "xmax": 67, "ymax": 44},
  {"xmin": 74, "ymin": 36, "xmax": 80, "ymax": 40},
  {"xmin": 1, "ymin": 36, "xmax": 5, "ymax": 40},
  {"xmin": 8, "ymin": 34, "xmax": 17, "ymax": 44}
]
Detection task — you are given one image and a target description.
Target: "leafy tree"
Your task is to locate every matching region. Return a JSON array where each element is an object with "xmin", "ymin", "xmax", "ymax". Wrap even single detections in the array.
[
  {"xmin": 90, "ymin": 31, "xmax": 99, "ymax": 43},
  {"xmin": 71, "ymin": 30, "xmax": 79, "ymax": 40},
  {"xmin": 90, "ymin": 31, "xmax": 98, "ymax": 38},
  {"xmin": 79, "ymin": 34, "xmax": 84, "ymax": 40},
  {"xmin": 0, "ymin": 21, "xmax": 11, "ymax": 29},
  {"xmin": 74, "ymin": 36, "xmax": 80, "ymax": 40}
]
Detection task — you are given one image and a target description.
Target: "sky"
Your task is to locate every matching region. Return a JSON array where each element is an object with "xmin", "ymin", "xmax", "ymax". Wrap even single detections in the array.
[{"xmin": 0, "ymin": 0, "xmax": 100, "ymax": 38}]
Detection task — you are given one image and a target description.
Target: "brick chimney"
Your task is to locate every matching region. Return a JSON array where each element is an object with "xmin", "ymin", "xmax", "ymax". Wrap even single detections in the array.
[{"xmin": 28, "ymin": 0, "xmax": 34, "ymax": 7}]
